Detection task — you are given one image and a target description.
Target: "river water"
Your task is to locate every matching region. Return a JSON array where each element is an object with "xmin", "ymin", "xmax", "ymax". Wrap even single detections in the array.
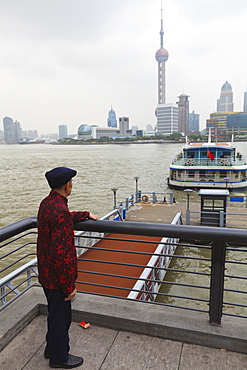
[
  {"xmin": 1, "ymin": 141, "xmax": 247, "ymax": 227},
  {"xmin": 1, "ymin": 142, "xmax": 246, "ymax": 315},
  {"xmin": 0, "ymin": 142, "xmax": 186, "ymax": 227}
]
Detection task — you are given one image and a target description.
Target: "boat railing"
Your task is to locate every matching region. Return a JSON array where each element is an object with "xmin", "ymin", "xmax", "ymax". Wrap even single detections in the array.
[
  {"xmin": 171, "ymin": 157, "xmax": 247, "ymax": 166},
  {"xmin": 1, "ymin": 216, "xmax": 247, "ymax": 325}
]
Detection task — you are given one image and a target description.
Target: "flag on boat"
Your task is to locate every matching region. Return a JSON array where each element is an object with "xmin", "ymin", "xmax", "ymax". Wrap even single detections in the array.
[{"xmin": 207, "ymin": 150, "xmax": 215, "ymax": 161}]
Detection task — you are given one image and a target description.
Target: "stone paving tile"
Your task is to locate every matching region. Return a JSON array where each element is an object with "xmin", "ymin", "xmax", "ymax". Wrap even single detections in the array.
[
  {"xmin": 179, "ymin": 343, "xmax": 247, "ymax": 370},
  {"xmin": 0, "ymin": 315, "xmax": 46, "ymax": 370},
  {"xmin": 100, "ymin": 331, "xmax": 182, "ymax": 370},
  {"xmin": 1, "ymin": 315, "xmax": 247, "ymax": 370}
]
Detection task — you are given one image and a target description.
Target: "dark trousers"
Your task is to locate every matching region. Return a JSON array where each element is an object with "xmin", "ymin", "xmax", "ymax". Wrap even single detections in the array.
[{"xmin": 43, "ymin": 288, "xmax": 72, "ymax": 364}]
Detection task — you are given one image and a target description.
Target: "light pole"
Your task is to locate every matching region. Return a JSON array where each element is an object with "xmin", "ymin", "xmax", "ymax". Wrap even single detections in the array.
[
  {"xmin": 111, "ymin": 187, "xmax": 118, "ymax": 209},
  {"xmin": 134, "ymin": 176, "xmax": 139, "ymax": 202},
  {"xmin": 184, "ymin": 189, "xmax": 193, "ymax": 225},
  {"xmin": 184, "ymin": 189, "xmax": 193, "ymax": 209}
]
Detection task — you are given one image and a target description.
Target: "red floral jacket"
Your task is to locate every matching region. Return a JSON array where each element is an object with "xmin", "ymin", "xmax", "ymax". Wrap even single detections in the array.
[{"xmin": 37, "ymin": 190, "xmax": 89, "ymax": 295}]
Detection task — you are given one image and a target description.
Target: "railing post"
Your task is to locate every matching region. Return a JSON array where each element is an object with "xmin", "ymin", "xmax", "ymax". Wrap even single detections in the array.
[
  {"xmin": 152, "ymin": 192, "xmax": 156, "ymax": 203},
  {"xmin": 125, "ymin": 197, "xmax": 129, "ymax": 210},
  {"xmin": 219, "ymin": 211, "xmax": 224, "ymax": 227},
  {"xmin": 209, "ymin": 240, "xmax": 226, "ymax": 325},
  {"xmin": 131, "ymin": 194, "xmax": 134, "ymax": 207},
  {"xmin": 186, "ymin": 209, "xmax": 190, "ymax": 225},
  {"xmin": 169, "ymin": 192, "xmax": 174, "ymax": 204}
]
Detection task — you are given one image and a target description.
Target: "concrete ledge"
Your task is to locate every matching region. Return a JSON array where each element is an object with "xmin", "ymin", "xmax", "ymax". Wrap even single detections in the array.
[{"xmin": 1, "ymin": 287, "xmax": 247, "ymax": 354}]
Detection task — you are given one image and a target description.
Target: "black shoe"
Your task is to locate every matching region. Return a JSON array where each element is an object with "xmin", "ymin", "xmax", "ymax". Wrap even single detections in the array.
[
  {"xmin": 49, "ymin": 354, "xmax": 83, "ymax": 368},
  {"xmin": 44, "ymin": 346, "xmax": 50, "ymax": 359}
]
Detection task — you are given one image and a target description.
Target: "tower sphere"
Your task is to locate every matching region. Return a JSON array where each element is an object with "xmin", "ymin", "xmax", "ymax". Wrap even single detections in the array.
[{"xmin": 155, "ymin": 48, "xmax": 169, "ymax": 63}]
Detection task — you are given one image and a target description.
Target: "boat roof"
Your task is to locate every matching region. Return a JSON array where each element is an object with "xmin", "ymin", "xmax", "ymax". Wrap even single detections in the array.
[
  {"xmin": 184, "ymin": 142, "xmax": 234, "ymax": 149},
  {"xmin": 198, "ymin": 189, "xmax": 230, "ymax": 196}
]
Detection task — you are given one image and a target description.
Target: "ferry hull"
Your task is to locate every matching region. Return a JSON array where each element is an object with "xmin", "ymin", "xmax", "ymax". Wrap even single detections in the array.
[{"xmin": 168, "ymin": 178, "xmax": 247, "ymax": 191}]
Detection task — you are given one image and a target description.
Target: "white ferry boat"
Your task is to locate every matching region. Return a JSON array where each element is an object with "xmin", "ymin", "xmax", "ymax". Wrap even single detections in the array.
[{"xmin": 168, "ymin": 139, "xmax": 247, "ymax": 191}]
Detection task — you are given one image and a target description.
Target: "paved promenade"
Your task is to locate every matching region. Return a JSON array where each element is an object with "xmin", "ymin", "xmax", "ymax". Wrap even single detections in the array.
[{"xmin": 1, "ymin": 314, "xmax": 247, "ymax": 370}]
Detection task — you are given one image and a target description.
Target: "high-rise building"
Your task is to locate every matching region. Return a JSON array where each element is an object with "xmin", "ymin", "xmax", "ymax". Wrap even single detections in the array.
[
  {"xmin": 107, "ymin": 107, "xmax": 117, "ymax": 128},
  {"xmin": 59, "ymin": 124, "xmax": 68, "ymax": 139},
  {"xmin": 119, "ymin": 117, "xmax": 130, "ymax": 136},
  {"xmin": 146, "ymin": 124, "xmax": 153, "ymax": 131},
  {"xmin": 217, "ymin": 81, "xmax": 234, "ymax": 112},
  {"xmin": 3, "ymin": 117, "xmax": 22, "ymax": 143},
  {"xmin": 189, "ymin": 111, "xmax": 200, "ymax": 133},
  {"xmin": 176, "ymin": 94, "xmax": 190, "ymax": 134},
  {"xmin": 243, "ymin": 91, "xmax": 247, "ymax": 113},
  {"xmin": 156, "ymin": 104, "xmax": 178, "ymax": 135}
]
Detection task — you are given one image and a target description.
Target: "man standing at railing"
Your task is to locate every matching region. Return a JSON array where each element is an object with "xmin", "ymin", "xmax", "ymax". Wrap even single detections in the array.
[{"xmin": 37, "ymin": 167, "xmax": 98, "ymax": 369}]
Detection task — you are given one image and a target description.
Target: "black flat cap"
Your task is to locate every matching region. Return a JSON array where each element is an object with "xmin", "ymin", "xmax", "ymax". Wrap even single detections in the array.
[{"xmin": 45, "ymin": 167, "xmax": 77, "ymax": 189}]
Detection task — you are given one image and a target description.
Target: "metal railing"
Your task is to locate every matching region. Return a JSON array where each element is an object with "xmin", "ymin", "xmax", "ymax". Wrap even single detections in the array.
[
  {"xmin": 186, "ymin": 210, "xmax": 247, "ymax": 228},
  {"xmin": 1, "ymin": 216, "xmax": 247, "ymax": 325},
  {"xmin": 171, "ymin": 157, "xmax": 247, "ymax": 166}
]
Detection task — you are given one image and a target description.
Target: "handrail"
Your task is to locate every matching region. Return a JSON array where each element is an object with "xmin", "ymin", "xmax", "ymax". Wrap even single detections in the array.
[
  {"xmin": 1, "ymin": 216, "xmax": 246, "ymax": 325},
  {"xmin": 0, "ymin": 217, "xmax": 37, "ymax": 243},
  {"xmin": 74, "ymin": 219, "xmax": 247, "ymax": 244}
]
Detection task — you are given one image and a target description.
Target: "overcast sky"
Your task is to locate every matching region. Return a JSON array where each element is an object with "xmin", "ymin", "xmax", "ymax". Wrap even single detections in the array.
[{"xmin": 1, "ymin": 0, "xmax": 247, "ymax": 135}]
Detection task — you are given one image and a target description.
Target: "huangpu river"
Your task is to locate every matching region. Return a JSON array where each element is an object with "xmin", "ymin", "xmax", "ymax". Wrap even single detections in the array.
[
  {"xmin": 1, "ymin": 142, "xmax": 247, "ymax": 315},
  {"xmin": 0, "ymin": 142, "xmax": 187, "ymax": 227},
  {"xmin": 1, "ymin": 141, "xmax": 247, "ymax": 227}
]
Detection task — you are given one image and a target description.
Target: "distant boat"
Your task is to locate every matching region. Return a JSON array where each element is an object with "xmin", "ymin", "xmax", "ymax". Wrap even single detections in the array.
[
  {"xmin": 167, "ymin": 138, "xmax": 247, "ymax": 191},
  {"xmin": 19, "ymin": 140, "xmax": 45, "ymax": 144}
]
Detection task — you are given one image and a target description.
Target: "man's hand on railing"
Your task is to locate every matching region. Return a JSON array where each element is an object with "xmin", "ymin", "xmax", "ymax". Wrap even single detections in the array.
[{"xmin": 88, "ymin": 213, "xmax": 99, "ymax": 220}]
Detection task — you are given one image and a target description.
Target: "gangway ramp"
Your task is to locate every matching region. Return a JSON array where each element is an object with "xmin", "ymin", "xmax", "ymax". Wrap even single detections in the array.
[{"xmin": 76, "ymin": 233, "xmax": 162, "ymax": 298}]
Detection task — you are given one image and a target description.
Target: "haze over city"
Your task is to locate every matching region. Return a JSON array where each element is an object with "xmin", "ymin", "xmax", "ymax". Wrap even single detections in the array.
[{"xmin": 1, "ymin": 0, "xmax": 247, "ymax": 135}]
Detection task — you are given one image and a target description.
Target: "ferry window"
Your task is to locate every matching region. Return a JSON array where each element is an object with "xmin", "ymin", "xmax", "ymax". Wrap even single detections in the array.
[
  {"xmin": 188, "ymin": 171, "xmax": 195, "ymax": 178},
  {"xmin": 206, "ymin": 171, "xmax": 215, "ymax": 178},
  {"xmin": 201, "ymin": 151, "xmax": 207, "ymax": 157},
  {"xmin": 177, "ymin": 171, "xmax": 181, "ymax": 177},
  {"xmin": 199, "ymin": 170, "xmax": 206, "ymax": 177},
  {"xmin": 220, "ymin": 171, "xmax": 226, "ymax": 178},
  {"xmin": 187, "ymin": 152, "xmax": 195, "ymax": 158},
  {"xmin": 241, "ymin": 171, "xmax": 246, "ymax": 180},
  {"xmin": 223, "ymin": 151, "xmax": 230, "ymax": 157},
  {"xmin": 233, "ymin": 171, "xmax": 239, "ymax": 179}
]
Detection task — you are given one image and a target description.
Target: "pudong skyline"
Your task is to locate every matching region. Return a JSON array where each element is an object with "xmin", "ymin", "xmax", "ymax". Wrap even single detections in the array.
[{"xmin": 0, "ymin": 0, "xmax": 247, "ymax": 134}]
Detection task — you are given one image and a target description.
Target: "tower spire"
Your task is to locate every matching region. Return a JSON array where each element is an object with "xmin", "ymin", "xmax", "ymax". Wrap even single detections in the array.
[{"xmin": 160, "ymin": 1, "xmax": 164, "ymax": 48}]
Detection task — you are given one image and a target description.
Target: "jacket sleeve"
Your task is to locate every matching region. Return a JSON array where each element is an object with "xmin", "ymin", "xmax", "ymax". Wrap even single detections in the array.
[{"xmin": 70, "ymin": 211, "xmax": 90, "ymax": 223}]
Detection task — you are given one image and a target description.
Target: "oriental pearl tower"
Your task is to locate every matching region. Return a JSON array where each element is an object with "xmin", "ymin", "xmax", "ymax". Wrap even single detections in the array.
[{"xmin": 155, "ymin": 6, "xmax": 169, "ymax": 104}]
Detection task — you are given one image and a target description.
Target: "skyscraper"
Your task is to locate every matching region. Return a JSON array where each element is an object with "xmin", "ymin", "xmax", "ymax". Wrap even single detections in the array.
[
  {"xmin": 107, "ymin": 107, "xmax": 117, "ymax": 128},
  {"xmin": 189, "ymin": 111, "xmax": 200, "ymax": 132},
  {"xmin": 3, "ymin": 117, "xmax": 21, "ymax": 143},
  {"xmin": 243, "ymin": 91, "xmax": 247, "ymax": 113},
  {"xmin": 217, "ymin": 81, "xmax": 234, "ymax": 112},
  {"xmin": 156, "ymin": 104, "xmax": 178, "ymax": 135},
  {"xmin": 177, "ymin": 94, "xmax": 190, "ymax": 134},
  {"xmin": 58, "ymin": 124, "xmax": 68, "ymax": 139},
  {"xmin": 119, "ymin": 117, "xmax": 129, "ymax": 136}
]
